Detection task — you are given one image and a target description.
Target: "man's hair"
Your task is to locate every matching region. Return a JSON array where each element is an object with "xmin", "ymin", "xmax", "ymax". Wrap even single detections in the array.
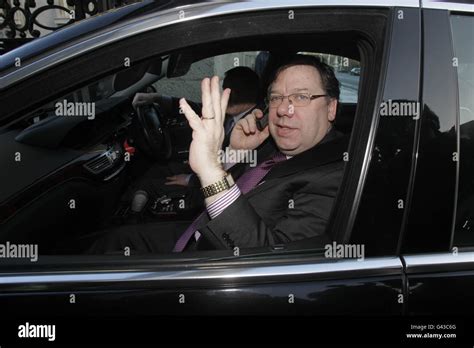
[
  {"xmin": 223, "ymin": 67, "xmax": 260, "ymax": 106},
  {"xmin": 267, "ymin": 54, "xmax": 340, "ymax": 101}
]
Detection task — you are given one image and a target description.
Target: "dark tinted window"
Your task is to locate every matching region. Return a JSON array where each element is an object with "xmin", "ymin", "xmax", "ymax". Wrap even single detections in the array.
[
  {"xmin": 351, "ymin": 8, "xmax": 420, "ymax": 256},
  {"xmin": 452, "ymin": 14, "xmax": 474, "ymax": 248},
  {"xmin": 402, "ymin": 10, "xmax": 458, "ymax": 254}
]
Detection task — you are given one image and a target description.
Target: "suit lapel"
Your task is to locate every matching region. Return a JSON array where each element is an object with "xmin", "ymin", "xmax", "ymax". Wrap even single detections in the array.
[
  {"xmin": 266, "ymin": 130, "xmax": 348, "ymax": 180},
  {"xmin": 246, "ymin": 130, "xmax": 349, "ymax": 197},
  {"xmin": 224, "ymin": 129, "xmax": 348, "ymax": 197}
]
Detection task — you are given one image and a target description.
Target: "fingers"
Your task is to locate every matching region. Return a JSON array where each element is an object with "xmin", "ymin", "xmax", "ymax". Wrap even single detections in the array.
[
  {"xmin": 220, "ymin": 88, "xmax": 231, "ymax": 123},
  {"xmin": 253, "ymin": 109, "xmax": 264, "ymax": 119},
  {"xmin": 132, "ymin": 93, "xmax": 142, "ymax": 109},
  {"xmin": 240, "ymin": 118, "xmax": 254, "ymax": 134},
  {"xmin": 180, "ymin": 98, "xmax": 202, "ymax": 131},
  {"xmin": 165, "ymin": 175, "xmax": 178, "ymax": 185},
  {"xmin": 133, "ymin": 93, "xmax": 156, "ymax": 109},
  {"xmin": 238, "ymin": 110, "xmax": 262, "ymax": 135},
  {"xmin": 237, "ymin": 118, "xmax": 249, "ymax": 134},
  {"xmin": 201, "ymin": 78, "xmax": 213, "ymax": 120},
  {"xmin": 201, "ymin": 76, "xmax": 228, "ymax": 123},
  {"xmin": 165, "ymin": 175, "xmax": 188, "ymax": 186},
  {"xmin": 247, "ymin": 114, "xmax": 257, "ymax": 133},
  {"xmin": 132, "ymin": 94, "xmax": 139, "ymax": 104},
  {"xmin": 210, "ymin": 76, "xmax": 223, "ymax": 123}
]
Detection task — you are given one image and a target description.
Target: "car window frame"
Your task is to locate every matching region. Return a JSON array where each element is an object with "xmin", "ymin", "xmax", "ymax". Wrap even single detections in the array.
[{"xmin": 0, "ymin": 6, "xmax": 391, "ymax": 271}]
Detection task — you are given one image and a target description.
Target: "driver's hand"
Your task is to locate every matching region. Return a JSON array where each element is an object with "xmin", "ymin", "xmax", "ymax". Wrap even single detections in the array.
[
  {"xmin": 165, "ymin": 174, "xmax": 190, "ymax": 187},
  {"xmin": 132, "ymin": 92, "xmax": 160, "ymax": 109}
]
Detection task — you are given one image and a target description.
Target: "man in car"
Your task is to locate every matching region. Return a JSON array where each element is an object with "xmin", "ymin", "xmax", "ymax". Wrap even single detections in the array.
[{"xmin": 90, "ymin": 54, "xmax": 347, "ymax": 253}]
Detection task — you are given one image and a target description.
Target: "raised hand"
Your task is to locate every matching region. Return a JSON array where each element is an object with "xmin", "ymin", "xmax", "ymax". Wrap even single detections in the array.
[{"xmin": 179, "ymin": 76, "xmax": 231, "ymax": 187}]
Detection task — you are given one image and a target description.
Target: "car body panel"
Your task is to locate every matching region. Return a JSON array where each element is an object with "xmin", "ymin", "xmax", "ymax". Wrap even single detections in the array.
[
  {"xmin": 351, "ymin": 6, "xmax": 421, "ymax": 256},
  {"xmin": 404, "ymin": 252, "xmax": 474, "ymax": 314},
  {"xmin": 0, "ymin": 256, "xmax": 403, "ymax": 315},
  {"xmin": 402, "ymin": 8, "xmax": 458, "ymax": 254}
]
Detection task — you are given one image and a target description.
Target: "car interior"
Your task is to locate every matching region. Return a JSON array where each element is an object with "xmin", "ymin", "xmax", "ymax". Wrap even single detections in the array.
[{"xmin": 0, "ymin": 37, "xmax": 361, "ymax": 256}]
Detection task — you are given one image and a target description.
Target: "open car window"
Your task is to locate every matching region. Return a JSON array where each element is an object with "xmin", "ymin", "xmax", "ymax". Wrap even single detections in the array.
[
  {"xmin": 2, "ymin": 49, "xmax": 362, "ymax": 256},
  {"xmin": 0, "ymin": 6, "xmax": 388, "ymax": 267}
]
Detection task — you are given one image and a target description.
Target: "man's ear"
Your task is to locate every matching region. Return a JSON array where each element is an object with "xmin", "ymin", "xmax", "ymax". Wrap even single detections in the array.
[{"xmin": 327, "ymin": 98, "xmax": 338, "ymax": 122}]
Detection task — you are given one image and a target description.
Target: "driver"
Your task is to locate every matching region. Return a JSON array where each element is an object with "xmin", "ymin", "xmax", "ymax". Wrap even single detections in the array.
[{"xmin": 89, "ymin": 54, "xmax": 347, "ymax": 254}]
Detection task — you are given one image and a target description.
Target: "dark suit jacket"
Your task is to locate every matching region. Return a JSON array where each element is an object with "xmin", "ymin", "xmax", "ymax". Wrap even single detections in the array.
[{"xmin": 194, "ymin": 129, "xmax": 348, "ymax": 250}]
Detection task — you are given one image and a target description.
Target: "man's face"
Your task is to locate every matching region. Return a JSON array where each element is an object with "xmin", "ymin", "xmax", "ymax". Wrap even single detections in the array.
[{"xmin": 268, "ymin": 65, "xmax": 337, "ymax": 156}]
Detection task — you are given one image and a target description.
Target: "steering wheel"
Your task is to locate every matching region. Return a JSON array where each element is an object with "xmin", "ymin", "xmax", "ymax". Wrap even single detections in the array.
[{"xmin": 134, "ymin": 103, "xmax": 172, "ymax": 161}]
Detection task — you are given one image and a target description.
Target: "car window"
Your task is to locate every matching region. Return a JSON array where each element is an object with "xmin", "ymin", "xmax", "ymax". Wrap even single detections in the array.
[
  {"xmin": 1, "ymin": 48, "xmax": 360, "ymax": 257},
  {"xmin": 153, "ymin": 51, "xmax": 261, "ymax": 102},
  {"xmin": 451, "ymin": 14, "xmax": 474, "ymax": 248},
  {"xmin": 153, "ymin": 51, "xmax": 359, "ymax": 104},
  {"xmin": 0, "ymin": 7, "xmax": 388, "ymax": 265},
  {"xmin": 11, "ymin": 61, "xmax": 156, "ymax": 150},
  {"xmin": 309, "ymin": 53, "xmax": 360, "ymax": 103}
]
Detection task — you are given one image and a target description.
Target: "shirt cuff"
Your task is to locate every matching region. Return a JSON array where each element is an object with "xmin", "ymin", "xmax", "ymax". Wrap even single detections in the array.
[{"xmin": 206, "ymin": 184, "xmax": 241, "ymax": 219}]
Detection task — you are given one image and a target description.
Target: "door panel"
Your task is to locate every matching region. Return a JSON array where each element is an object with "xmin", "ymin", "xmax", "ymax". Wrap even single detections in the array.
[
  {"xmin": 351, "ymin": 7, "xmax": 421, "ymax": 256},
  {"xmin": 0, "ymin": 5, "xmax": 396, "ymax": 319},
  {"xmin": 404, "ymin": 252, "xmax": 474, "ymax": 314},
  {"xmin": 0, "ymin": 256, "xmax": 403, "ymax": 315},
  {"xmin": 402, "ymin": 9, "xmax": 458, "ymax": 253},
  {"xmin": 402, "ymin": 9, "xmax": 474, "ymax": 316}
]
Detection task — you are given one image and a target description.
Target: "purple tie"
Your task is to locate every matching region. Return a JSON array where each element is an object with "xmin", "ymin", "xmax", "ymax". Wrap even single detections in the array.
[{"xmin": 173, "ymin": 151, "xmax": 287, "ymax": 252}]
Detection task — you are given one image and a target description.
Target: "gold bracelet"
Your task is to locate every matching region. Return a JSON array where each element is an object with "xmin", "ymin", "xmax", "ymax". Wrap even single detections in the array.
[{"xmin": 201, "ymin": 174, "xmax": 235, "ymax": 198}]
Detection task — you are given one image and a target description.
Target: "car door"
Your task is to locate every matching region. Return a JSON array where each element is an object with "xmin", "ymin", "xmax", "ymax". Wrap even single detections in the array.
[
  {"xmin": 401, "ymin": 1, "xmax": 474, "ymax": 315},
  {"xmin": 0, "ymin": 2, "xmax": 418, "ymax": 341}
]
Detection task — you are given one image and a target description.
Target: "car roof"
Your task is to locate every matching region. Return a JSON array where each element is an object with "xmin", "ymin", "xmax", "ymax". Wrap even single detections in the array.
[
  {"xmin": 1, "ymin": 0, "xmax": 471, "ymax": 88},
  {"xmin": 0, "ymin": 0, "xmax": 415, "ymax": 83}
]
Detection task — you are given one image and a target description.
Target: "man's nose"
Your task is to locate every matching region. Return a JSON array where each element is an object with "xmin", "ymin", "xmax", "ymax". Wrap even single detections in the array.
[{"xmin": 276, "ymin": 98, "xmax": 294, "ymax": 117}]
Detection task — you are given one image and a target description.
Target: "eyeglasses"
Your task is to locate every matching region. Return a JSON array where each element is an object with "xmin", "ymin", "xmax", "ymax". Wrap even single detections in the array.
[{"xmin": 266, "ymin": 93, "xmax": 328, "ymax": 108}]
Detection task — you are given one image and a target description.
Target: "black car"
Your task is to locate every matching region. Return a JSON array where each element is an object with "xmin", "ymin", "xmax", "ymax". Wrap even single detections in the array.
[{"xmin": 0, "ymin": 0, "xmax": 473, "ymax": 344}]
